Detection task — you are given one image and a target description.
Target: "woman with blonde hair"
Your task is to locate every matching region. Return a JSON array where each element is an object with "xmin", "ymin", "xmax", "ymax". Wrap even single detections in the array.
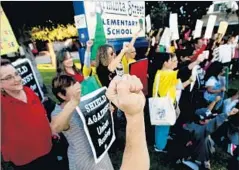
[{"xmin": 96, "ymin": 44, "xmax": 128, "ymax": 87}]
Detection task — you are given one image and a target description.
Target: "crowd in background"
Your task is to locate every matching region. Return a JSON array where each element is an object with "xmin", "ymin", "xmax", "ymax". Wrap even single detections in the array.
[{"xmin": 1, "ymin": 21, "xmax": 239, "ymax": 170}]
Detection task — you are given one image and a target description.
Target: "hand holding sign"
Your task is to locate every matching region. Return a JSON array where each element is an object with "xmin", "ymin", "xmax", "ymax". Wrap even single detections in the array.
[{"xmin": 106, "ymin": 75, "xmax": 145, "ymax": 116}]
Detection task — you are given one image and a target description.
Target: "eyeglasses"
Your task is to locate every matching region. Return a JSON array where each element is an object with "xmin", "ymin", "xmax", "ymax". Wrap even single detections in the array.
[{"xmin": 0, "ymin": 72, "xmax": 21, "ymax": 81}]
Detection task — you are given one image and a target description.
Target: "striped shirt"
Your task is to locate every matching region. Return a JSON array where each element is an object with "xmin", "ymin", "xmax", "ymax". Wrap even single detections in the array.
[{"xmin": 51, "ymin": 104, "xmax": 114, "ymax": 170}]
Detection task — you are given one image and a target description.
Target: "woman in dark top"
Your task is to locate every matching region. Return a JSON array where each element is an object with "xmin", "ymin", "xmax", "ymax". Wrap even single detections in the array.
[{"xmin": 95, "ymin": 44, "xmax": 127, "ymax": 87}]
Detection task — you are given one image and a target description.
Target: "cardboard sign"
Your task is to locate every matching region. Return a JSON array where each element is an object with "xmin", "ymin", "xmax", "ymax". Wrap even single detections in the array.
[
  {"xmin": 193, "ymin": 20, "xmax": 203, "ymax": 39},
  {"xmin": 217, "ymin": 21, "xmax": 228, "ymax": 42},
  {"xmin": 12, "ymin": 59, "xmax": 44, "ymax": 102},
  {"xmin": 76, "ymin": 87, "xmax": 115, "ymax": 163},
  {"xmin": 218, "ymin": 21, "xmax": 228, "ymax": 35},
  {"xmin": 0, "ymin": 6, "xmax": 19, "ymax": 55},
  {"xmin": 146, "ymin": 15, "xmax": 151, "ymax": 33},
  {"xmin": 160, "ymin": 27, "xmax": 171, "ymax": 47},
  {"xmin": 129, "ymin": 58, "xmax": 148, "ymax": 96},
  {"xmin": 169, "ymin": 13, "xmax": 179, "ymax": 40},
  {"xmin": 219, "ymin": 44, "xmax": 232, "ymax": 63},
  {"xmin": 204, "ymin": 15, "xmax": 217, "ymax": 39}
]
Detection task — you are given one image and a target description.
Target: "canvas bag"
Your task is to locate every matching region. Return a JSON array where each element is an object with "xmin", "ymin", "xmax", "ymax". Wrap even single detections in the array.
[{"xmin": 148, "ymin": 73, "xmax": 176, "ymax": 125}]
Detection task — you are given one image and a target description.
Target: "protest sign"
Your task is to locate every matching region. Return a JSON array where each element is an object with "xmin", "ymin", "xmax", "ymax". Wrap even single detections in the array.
[
  {"xmin": 0, "ymin": 6, "xmax": 19, "ymax": 55},
  {"xmin": 218, "ymin": 21, "xmax": 228, "ymax": 35},
  {"xmin": 81, "ymin": 75, "xmax": 101, "ymax": 97},
  {"xmin": 217, "ymin": 21, "xmax": 228, "ymax": 42},
  {"xmin": 193, "ymin": 20, "xmax": 203, "ymax": 39},
  {"xmin": 160, "ymin": 27, "xmax": 171, "ymax": 47},
  {"xmin": 129, "ymin": 58, "xmax": 148, "ymax": 96},
  {"xmin": 84, "ymin": 1, "xmax": 145, "ymax": 39},
  {"xmin": 169, "ymin": 13, "xmax": 179, "ymax": 40},
  {"xmin": 146, "ymin": 15, "xmax": 151, "ymax": 33},
  {"xmin": 219, "ymin": 44, "xmax": 232, "ymax": 63},
  {"xmin": 76, "ymin": 87, "xmax": 115, "ymax": 163},
  {"xmin": 204, "ymin": 15, "xmax": 217, "ymax": 39},
  {"xmin": 12, "ymin": 59, "xmax": 44, "ymax": 102}
]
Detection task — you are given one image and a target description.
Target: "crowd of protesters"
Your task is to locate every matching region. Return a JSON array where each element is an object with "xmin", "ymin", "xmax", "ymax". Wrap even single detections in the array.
[{"xmin": 1, "ymin": 22, "xmax": 239, "ymax": 170}]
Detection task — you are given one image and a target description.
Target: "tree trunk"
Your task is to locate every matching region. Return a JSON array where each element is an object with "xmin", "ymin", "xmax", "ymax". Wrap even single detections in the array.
[{"xmin": 47, "ymin": 41, "xmax": 56, "ymax": 69}]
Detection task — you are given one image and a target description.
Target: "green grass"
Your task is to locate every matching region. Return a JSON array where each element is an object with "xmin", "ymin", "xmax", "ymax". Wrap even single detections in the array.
[{"xmin": 39, "ymin": 68, "xmax": 239, "ymax": 170}]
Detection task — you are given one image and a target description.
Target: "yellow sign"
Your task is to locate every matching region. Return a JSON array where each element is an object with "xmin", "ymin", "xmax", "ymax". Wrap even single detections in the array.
[
  {"xmin": 218, "ymin": 21, "xmax": 228, "ymax": 34},
  {"xmin": 217, "ymin": 21, "xmax": 228, "ymax": 43},
  {"xmin": 0, "ymin": 6, "xmax": 19, "ymax": 55}
]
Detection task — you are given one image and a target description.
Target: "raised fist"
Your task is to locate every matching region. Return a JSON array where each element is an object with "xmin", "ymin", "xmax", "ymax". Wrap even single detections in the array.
[{"xmin": 106, "ymin": 75, "xmax": 145, "ymax": 117}]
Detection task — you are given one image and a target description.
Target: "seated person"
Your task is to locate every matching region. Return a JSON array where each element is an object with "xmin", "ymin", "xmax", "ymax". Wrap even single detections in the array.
[
  {"xmin": 183, "ymin": 104, "xmax": 238, "ymax": 169},
  {"xmin": 223, "ymin": 89, "xmax": 239, "ymax": 114},
  {"xmin": 204, "ymin": 62, "xmax": 226, "ymax": 110}
]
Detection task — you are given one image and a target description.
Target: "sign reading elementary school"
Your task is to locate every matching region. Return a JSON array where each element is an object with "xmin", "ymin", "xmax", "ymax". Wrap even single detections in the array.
[{"xmin": 83, "ymin": 1, "xmax": 145, "ymax": 39}]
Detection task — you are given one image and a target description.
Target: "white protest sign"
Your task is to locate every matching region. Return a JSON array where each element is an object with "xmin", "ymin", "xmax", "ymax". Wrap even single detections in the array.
[
  {"xmin": 12, "ymin": 59, "xmax": 44, "ymax": 102},
  {"xmin": 76, "ymin": 87, "xmax": 115, "ymax": 163},
  {"xmin": 74, "ymin": 14, "xmax": 87, "ymax": 29},
  {"xmin": 159, "ymin": 27, "xmax": 171, "ymax": 47},
  {"xmin": 204, "ymin": 15, "xmax": 217, "ymax": 39},
  {"xmin": 219, "ymin": 44, "xmax": 232, "ymax": 63},
  {"xmin": 146, "ymin": 15, "xmax": 151, "ymax": 33},
  {"xmin": 193, "ymin": 20, "xmax": 203, "ymax": 39},
  {"xmin": 169, "ymin": 13, "xmax": 179, "ymax": 40},
  {"xmin": 84, "ymin": 1, "xmax": 145, "ymax": 39}
]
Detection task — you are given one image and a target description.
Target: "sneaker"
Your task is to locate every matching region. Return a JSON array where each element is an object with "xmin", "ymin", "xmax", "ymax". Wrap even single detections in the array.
[{"xmin": 154, "ymin": 145, "xmax": 167, "ymax": 153}]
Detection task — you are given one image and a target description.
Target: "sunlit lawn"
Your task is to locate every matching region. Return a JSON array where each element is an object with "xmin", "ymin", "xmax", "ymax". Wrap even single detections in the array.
[{"xmin": 39, "ymin": 66, "xmax": 239, "ymax": 170}]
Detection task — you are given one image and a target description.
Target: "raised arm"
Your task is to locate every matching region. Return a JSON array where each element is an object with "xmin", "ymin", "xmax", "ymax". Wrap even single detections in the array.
[
  {"xmin": 207, "ymin": 96, "xmax": 221, "ymax": 111},
  {"xmin": 108, "ymin": 46, "xmax": 127, "ymax": 72},
  {"xmin": 155, "ymin": 28, "xmax": 163, "ymax": 44},
  {"xmin": 188, "ymin": 53, "xmax": 207, "ymax": 70},
  {"xmin": 106, "ymin": 75, "xmax": 150, "ymax": 170},
  {"xmin": 83, "ymin": 40, "xmax": 93, "ymax": 77},
  {"xmin": 204, "ymin": 108, "xmax": 239, "ymax": 136},
  {"xmin": 129, "ymin": 29, "xmax": 142, "ymax": 47}
]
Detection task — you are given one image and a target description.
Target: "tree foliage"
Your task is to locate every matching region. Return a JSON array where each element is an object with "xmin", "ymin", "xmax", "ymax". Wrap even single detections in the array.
[
  {"xmin": 146, "ymin": 2, "xmax": 169, "ymax": 29},
  {"xmin": 30, "ymin": 24, "xmax": 78, "ymax": 41}
]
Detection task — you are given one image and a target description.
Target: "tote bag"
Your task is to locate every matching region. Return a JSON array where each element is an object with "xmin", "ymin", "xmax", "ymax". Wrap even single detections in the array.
[{"xmin": 148, "ymin": 73, "xmax": 176, "ymax": 125}]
